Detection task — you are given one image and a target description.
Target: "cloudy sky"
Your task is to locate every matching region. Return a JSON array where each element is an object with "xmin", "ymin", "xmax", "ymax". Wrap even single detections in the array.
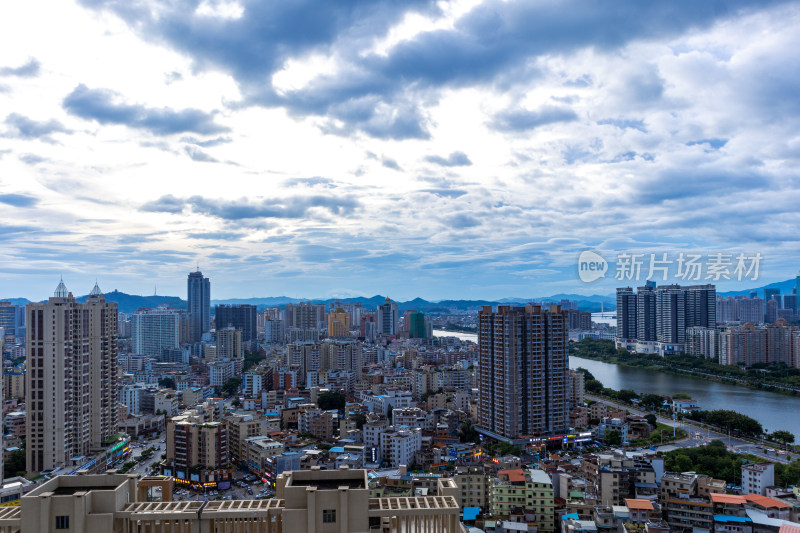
[{"xmin": 1, "ymin": 0, "xmax": 799, "ymax": 301}]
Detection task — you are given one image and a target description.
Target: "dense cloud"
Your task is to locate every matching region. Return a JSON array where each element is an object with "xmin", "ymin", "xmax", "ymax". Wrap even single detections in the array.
[
  {"xmin": 0, "ymin": 58, "xmax": 40, "ymax": 77},
  {"xmin": 490, "ymin": 106, "xmax": 578, "ymax": 132},
  {"xmin": 63, "ymin": 84, "xmax": 228, "ymax": 135},
  {"xmin": 424, "ymin": 151, "xmax": 471, "ymax": 167},
  {"xmin": 0, "ymin": 194, "xmax": 39, "ymax": 207},
  {"xmin": 141, "ymin": 194, "xmax": 361, "ymax": 220},
  {"xmin": 3, "ymin": 113, "xmax": 72, "ymax": 142},
  {"xmin": 77, "ymin": 0, "xmax": 790, "ymax": 138},
  {"xmin": 1, "ymin": 1, "xmax": 799, "ymax": 299}
]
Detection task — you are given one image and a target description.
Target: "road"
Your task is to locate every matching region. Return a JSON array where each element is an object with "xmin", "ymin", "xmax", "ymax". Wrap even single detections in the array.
[{"xmin": 587, "ymin": 394, "xmax": 791, "ymax": 464}]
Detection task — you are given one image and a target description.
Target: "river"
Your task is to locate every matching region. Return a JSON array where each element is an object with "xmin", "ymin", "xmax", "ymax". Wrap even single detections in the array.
[
  {"xmin": 432, "ymin": 330, "xmax": 800, "ymax": 439},
  {"xmin": 571, "ymin": 356, "xmax": 800, "ymax": 440}
]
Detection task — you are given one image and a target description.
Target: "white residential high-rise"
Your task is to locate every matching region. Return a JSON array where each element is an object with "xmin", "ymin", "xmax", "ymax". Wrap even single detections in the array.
[
  {"xmin": 25, "ymin": 281, "xmax": 118, "ymax": 475},
  {"xmin": 376, "ymin": 297, "xmax": 399, "ymax": 336},
  {"xmin": 131, "ymin": 307, "xmax": 180, "ymax": 359}
]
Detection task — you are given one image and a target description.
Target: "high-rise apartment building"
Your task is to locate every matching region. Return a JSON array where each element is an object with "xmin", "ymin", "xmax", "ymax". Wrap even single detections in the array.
[
  {"xmin": 617, "ymin": 284, "xmax": 715, "ymax": 355},
  {"xmin": 359, "ymin": 313, "xmax": 376, "ymax": 341},
  {"xmin": 737, "ymin": 296, "xmax": 764, "ymax": 324},
  {"xmin": 376, "ymin": 297, "xmax": 399, "ymax": 336},
  {"xmin": 216, "ymin": 326, "xmax": 243, "ymax": 359},
  {"xmin": 0, "ymin": 332, "xmax": 3, "ymax": 484},
  {"xmin": 407, "ymin": 310, "xmax": 428, "ymax": 338},
  {"xmin": 164, "ymin": 412, "xmax": 230, "ymax": 489},
  {"xmin": 656, "ymin": 286, "xmax": 687, "ymax": 345},
  {"xmin": 717, "ymin": 296, "xmax": 737, "ymax": 322},
  {"xmin": 130, "ymin": 307, "xmax": 180, "ymax": 358},
  {"xmin": 766, "ymin": 296, "xmax": 780, "ymax": 323},
  {"xmin": 283, "ymin": 301, "xmax": 326, "ymax": 329},
  {"xmin": 783, "ymin": 294, "xmax": 797, "ymax": 314},
  {"xmin": 326, "ymin": 307, "xmax": 351, "ymax": 337},
  {"xmin": 214, "ymin": 304, "xmax": 257, "ymax": 342},
  {"xmin": 616, "ymin": 288, "xmax": 637, "ymax": 340},
  {"xmin": 765, "ymin": 319, "xmax": 798, "ymax": 365},
  {"xmin": 637, "ymin": 285, "xmax": 657, "ymax": 341},
  {"xmin": 684, "ymin": 284, "xmax": 716, "ymax": 327},
  {"xmin": 187, "ymin": 269, "xmax": 211, "ymax": 342},
  {"xmin": 320, "ymin": 339, "xmax": 362, "ymax": 373},
  {"xmin": 25, "ymin": 281, "xmax": 118, "ymax": 475},
  {"xmin": 764, "ymin": 288, "xmax": 780, "ymax": 315},
  {"xmin": 0, "ymin": 302, "xmax": 17, "ymax": 343},
  {"xmin": 564, "ymin": 309, "xmax": 592, "ymax": 331},
  {"xmin": 796, "ymin": 271, "xmax": 800, "ymax": 302},
  {"xmin": 685, "ymin": 327, "xmax": 720, "ymax": 359},
  {"xmin": 720, "ymin": 324, "xmax": 767, "ymax": 366},
  {"xmin": 478, "ymin": 304, "xmax": 569, "ymax": 439}
]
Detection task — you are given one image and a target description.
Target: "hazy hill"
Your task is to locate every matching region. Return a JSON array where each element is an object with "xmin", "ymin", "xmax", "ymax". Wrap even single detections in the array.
[{"xmin": 718, "ymin": 277, "xmax": 797, "ymax": 298}]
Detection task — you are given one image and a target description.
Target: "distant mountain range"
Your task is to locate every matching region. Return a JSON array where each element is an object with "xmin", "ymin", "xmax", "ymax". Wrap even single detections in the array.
[
  {"xmin": 718, "ymin": 277, "xmax": 798, "ymax": 298},
  {"xmin": 5, "ymin": 277, "xmax": 794, "ymax": 315},
  {"xmin": 3, "ymin": 291, "xmax": 616, "ymax": 314}
]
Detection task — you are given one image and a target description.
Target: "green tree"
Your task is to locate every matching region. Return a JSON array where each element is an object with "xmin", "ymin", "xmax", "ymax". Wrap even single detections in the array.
[
  {"xmin": 3, "ymin": 449, "xmax": 25, "ymax": 478},
  {"xmin": 664, "ymin": 440, "xmax": 743, "ymax": 483},
  {"xmin": 585, "ymin": 379, "xmax": 603, "ymax": 394},
  {"xmin": 158, "ymin": 377, "xmax": 176, "ymax": 389},
  {"xmin": 771, "ymin": 430, "xmax": 795, "ymax": 448},
  {"xmin": 688, "ymin": 410, "xmax": 763, "ymax": 437},
  {"xmin": 458, "ymin": 420, "xmax": 480, "ymax": 444},
  {"xmin": 616, "ymin": 389, "xmax": 638, "ymax": 403},
  {"xmin": 351, "ymin": 413, "xmax": 367, "ymax": 430},
  {"xmin": 221, "ymin": 377, "xmax": 242, "ymax": 397},
  {"xmin": 604, "ymin": 429, "xmax": 622, "ymax": 445},
  {"xmin": 242, "ymin": 350, "xmax": 264, "ymax": 372},
  {"xmin": 672, "ymin": 454, "xmax": 693, "ymax": 473},
  {"xmin": 318, "ymin": 391, "xmax": 346, "ymax": 411},
  {"xmin": 644, "ymin": 414, "xmax": 657, "ymax": 428},
  {"xmin": 640, "ymin": 394, "xmax": 665, "ymax": 410}
]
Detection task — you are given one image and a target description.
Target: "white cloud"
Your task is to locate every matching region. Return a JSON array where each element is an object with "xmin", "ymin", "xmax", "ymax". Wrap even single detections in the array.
[{"xmin": 0, "ymin": 0, "xmax": 798, "ymax": 300}]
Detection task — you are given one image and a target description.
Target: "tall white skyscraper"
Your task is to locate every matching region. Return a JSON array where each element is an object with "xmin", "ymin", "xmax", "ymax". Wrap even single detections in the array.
[{"xmin": 25, "ymin": 281, "xmax": 118, "ymax": 475}]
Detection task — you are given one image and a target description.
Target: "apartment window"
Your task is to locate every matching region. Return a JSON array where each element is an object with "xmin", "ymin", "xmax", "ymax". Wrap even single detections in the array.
[
  {"xmin": 323, "ymin": 509, "xmax": 336, "ymax": 523},
  {"xmin": 55, "ymin": 516, "xmax": 70, "ymax": 529}
]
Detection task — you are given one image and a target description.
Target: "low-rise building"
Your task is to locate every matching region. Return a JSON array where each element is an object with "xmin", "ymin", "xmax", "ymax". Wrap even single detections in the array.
[
  {"xmin": 225, "ymin": 413, "xmax": 265, "ymax": 464},
  {"xmin": 298, "ymin": 409, "xmax": 335, "ymax": 440},
  {"xmin": 379, "ymin": 425, "xmax": 422, "ymax": 467},
  {"xmin": 454, "ymin": 467, "xmax": 491, "ymax": 510},
  {"xmin": 741, "ymin": 463, "xmax": 775, "ymax": 496}
]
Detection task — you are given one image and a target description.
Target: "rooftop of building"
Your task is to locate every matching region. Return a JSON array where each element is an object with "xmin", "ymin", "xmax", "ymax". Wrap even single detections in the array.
[{"xmin": 625, "ymin": 499, "xmax": 655, "ymax": 511}]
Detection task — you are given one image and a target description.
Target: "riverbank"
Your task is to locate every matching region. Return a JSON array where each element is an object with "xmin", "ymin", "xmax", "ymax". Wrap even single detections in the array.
[
  {"xmin": 575, "ymin": 351, "xmax": 800, "ymax": 396},
  {"xmin": 570, "ymin": 338, "xmax": 800, "ymax": 396},
  {"xmin": 571, "ymin": 356, "xmax": 800, "ymax": 440}
]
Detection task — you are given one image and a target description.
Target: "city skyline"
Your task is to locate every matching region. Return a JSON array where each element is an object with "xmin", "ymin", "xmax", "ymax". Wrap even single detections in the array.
[{"xmin": 2, "ymin": 1, "xmax": 799, "ymax": 300}]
